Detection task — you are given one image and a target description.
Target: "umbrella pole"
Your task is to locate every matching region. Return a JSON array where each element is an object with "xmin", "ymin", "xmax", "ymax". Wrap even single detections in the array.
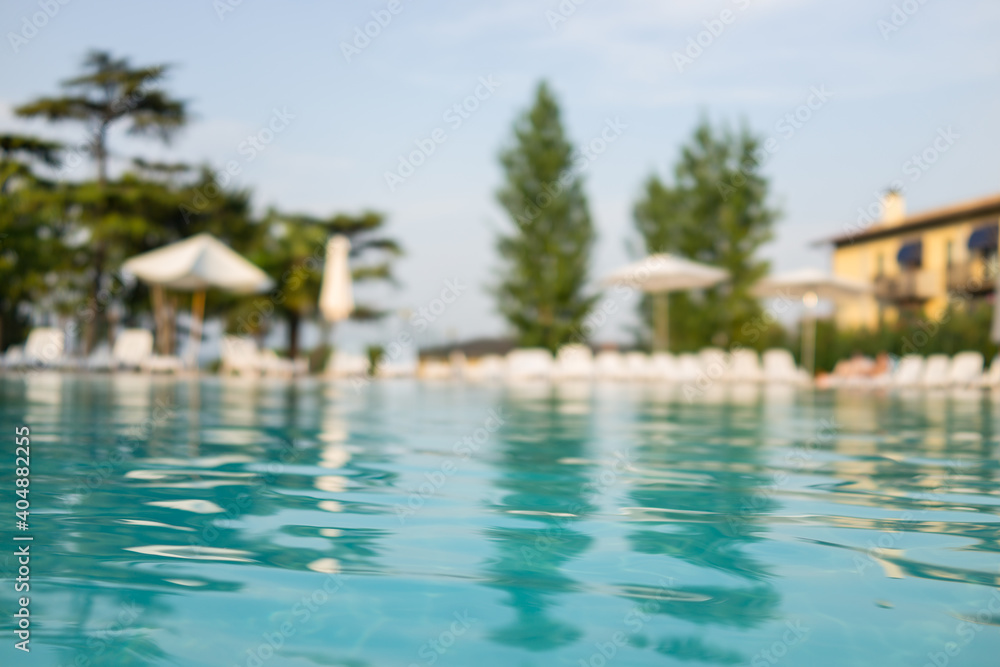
[
  {"xmin": 802, "ymin": 313, "xmax": 816, "ymax": 376},
  {"xmin": 653, "ymin": 292, "xmax": 669, "ymax": 352},
  {"xmin": 189, "ymin": 290, "xmax": 206, "ymax": 369},
  {"xmin": 151, "ymin": 285, "xmax": 166, "ymax": 356}
]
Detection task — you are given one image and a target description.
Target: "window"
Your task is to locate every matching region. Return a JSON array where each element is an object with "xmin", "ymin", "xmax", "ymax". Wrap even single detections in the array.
[{"xmin": 897, "ymin": 240, "xmax": 922, "ymax": 269}]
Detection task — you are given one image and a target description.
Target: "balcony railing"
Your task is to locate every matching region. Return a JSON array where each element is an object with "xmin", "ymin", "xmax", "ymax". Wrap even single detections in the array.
[
  {"xmin": 874, "ymin": 270, "xmax": 938, "ymax": 302},
  {"xmin": 946, "ymin": 260, "xmax": 997, "ymax": 294}
]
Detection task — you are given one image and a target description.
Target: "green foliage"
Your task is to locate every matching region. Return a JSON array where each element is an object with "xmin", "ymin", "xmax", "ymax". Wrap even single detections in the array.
[
  {"xmin": 0, "ymin": 147, "xmax": 71, "ymax": 350},
  {"xmin": 13, "ymin": 50, "xmax": 189, "ymax": 353},
  {"xmin": 633, "ymin": 118, "xmax": 778, "ymax": 351},
  {"xmin": 15, "ymin": 50, "xmax": 186, "ymax": 184},
  {"xmin": 366, "ymin": 345, "xmax": 385, "ymax": 376},
  {"xmin": 2, "ymin": 50, "xmax": 404, "ymax": 361},
  {"xmin": 247, "ymin": 210, "xmax": 402, "ymax": 358},
  {"xmin": 806, "ymin": 302, "xmax": 999, "ymax": 372},
  {"xmin": 494, "ymin": 82, "xmax": 597, "ymax": 352}
]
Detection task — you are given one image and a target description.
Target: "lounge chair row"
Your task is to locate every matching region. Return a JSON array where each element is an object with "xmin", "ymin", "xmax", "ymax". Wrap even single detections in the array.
[
  {"xmin": 419, "ymin": 346, "xmax": 812, "ymax": 384},
  {"xmin": 827, "ymin": 352, "xmax": 995, "ymax": 389},
  {"xmin": 1, "ymin": 328, "xmax": 306, "ymax": 376},
  {"xmin": 0, "ymin": 327, "xmax": 179, "ymax": 372},
  {"xmin": 220, "ymin": 336, "xmax": 307, "ymax": 378}
]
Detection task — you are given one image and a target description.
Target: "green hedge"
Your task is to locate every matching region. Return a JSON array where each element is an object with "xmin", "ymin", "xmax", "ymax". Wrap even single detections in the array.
[{"xmin": 803, "ymin": 302, "xmax": 998, "ymax": 373}]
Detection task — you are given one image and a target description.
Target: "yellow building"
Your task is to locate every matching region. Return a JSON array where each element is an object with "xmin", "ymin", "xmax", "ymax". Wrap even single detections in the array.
[{"xmin": 827, "ymin": 192, "xmax": 1000, "ymax": 329}]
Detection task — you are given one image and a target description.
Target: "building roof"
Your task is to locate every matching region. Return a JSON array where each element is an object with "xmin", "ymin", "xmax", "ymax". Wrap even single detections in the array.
[
  {"xmin": 820, "ymin": 193, "xmax": 1000, "ymax": 248},
  {"xmin": 419, "ymin": 337, "xmax": 516, "ymax": 360}
]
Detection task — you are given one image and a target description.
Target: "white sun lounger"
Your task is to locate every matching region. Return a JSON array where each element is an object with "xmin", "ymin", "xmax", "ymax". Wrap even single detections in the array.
[
  {"xmin": 980, "ymin": 356, "xmax": 1000, "ymax": 387},
  {"xmin": 328, "ymin": 350, "xmax": 370, "ymax": 379},
  {"xmin": 676, "ymin": 354, "xmax": 702, "ymax": 383},
  {"xmin": 20, "ymin": 328, "xmax": 66, "ymax": 368},
  {"xmin": 505, "ymin": 348, "xmax": 554, "ymax": 381},
  {"xmin": 553, "ymin": 345, "xmax": 594, "ymax": 380},
  {"xmin": 762, "ymin": 349, "xmax": 808, "ymax": 385},
  {"xmin": 891, "ymin": 355, "xmax": 924, "ymax": 388},
  {"xmin": 221, "ymin": 335, "xmax": 261, "ymax": 376},
  {"xmin": 594, "ymin": 350, "xmax": 627, "ymax": 381},
  {"xmin": 2, "ymin": 345, "xmax": 24, "ymax": 369},
  {"xmin": 728, "ymin": 349, "xmax": 763, "ymax": 382},
  {"xmin": 112, "ymin": 329, "xmax": 154, "ymax": 370},
  {"xmin": 623, "ymin": 352, "xmax": 652, "ymax": 381},
  {"xmin": 921, "ymin": 354, "xmax": 952, "ymax": 388},
  {"xmin": 699, "ymin": 348, "xmax": 729, "ymax": 382},
  {"xmin": 947, "ymin": 351, "xmax": 984, "ymax": 387},
  {"xmin": 464, "ymin": 354, "xmax": 504, "ymax": 382},
  {"xmin": 649, "ymin": 352, "xmax": 678, "ymax": 382}
]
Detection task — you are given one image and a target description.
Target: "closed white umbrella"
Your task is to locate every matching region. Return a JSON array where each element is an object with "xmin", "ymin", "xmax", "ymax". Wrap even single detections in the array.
[
  {"xmin": 753, "ymin": 268, "xmax": 871, "ymax": 375},
  {"xmin": 122, "ymin": 233, "xmax": 273, "ymax": 365},
  {"xmin": 603, "ymin": 254, "xmax": 729, "ymax": 351},
  {"xmin": 319, "ymin": 235, "xmax": 354, "ymax": 323}
]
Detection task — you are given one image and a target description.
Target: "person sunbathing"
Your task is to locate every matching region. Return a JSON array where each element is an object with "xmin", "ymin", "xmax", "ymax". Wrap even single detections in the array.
[{"xmin": 816, "ymin": 352, "xmax": 892, "ymax": 388}]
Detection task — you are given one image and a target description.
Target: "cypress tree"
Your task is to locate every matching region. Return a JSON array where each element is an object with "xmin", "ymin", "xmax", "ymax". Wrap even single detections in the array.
[
  {"xmin": 633, "ymin": 119, "xmax": 778, "ymax": 350},
  {"xmin": 495, "ymin": 82, "xmax": 597, "ymax": 352}
]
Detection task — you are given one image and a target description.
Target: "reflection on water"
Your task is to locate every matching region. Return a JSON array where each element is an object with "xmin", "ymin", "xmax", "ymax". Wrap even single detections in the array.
[{"xmin": 1, "ymin": 375, "xmax": 999, "ymax": 666}]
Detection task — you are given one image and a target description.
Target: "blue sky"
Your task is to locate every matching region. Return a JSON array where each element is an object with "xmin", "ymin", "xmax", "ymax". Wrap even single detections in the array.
[{"xmin": 2, "ymin": 0, "xmax": 999, "ymax": 349}]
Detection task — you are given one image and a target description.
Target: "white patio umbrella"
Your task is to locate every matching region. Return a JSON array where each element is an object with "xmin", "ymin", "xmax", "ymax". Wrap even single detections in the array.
[
  {"xmin": 319, "ymin": 235, "xmax": 354, "ymax": 323},
  {"xmin": 122, "ymin": 233, "xmax": 273, "ymax": 365},
  {"xmin": 602, "ymin": 254, "xmax": 729, "ymax": 351},
  {"xmin": 753, "ymin": 268, "xmax": 871, "ymax": 375}
]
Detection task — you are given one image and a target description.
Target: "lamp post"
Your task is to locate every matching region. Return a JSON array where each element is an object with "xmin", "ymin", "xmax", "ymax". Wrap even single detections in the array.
[{"xmin": 801, "ymin": 290, "xmax": 818, "ymax": 376}]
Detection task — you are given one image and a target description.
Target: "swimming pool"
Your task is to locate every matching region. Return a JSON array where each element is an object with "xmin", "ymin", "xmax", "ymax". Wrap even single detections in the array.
[{"xmin": 1, "ymin": 374, "xmax": 998, "ymax": 666}]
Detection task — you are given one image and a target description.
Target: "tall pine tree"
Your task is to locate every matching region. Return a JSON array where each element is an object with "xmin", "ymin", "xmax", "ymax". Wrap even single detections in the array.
[
  {"xmin": 633, "ymin": 119, "xmax": 778, "ymax": 351},
  {"xmin": 495, "ymin": 82, "xmax": 596, "ymax": 352},
  {"xmin": 15, "ymin": 50, "xmax": 187, "ymax": 353}
]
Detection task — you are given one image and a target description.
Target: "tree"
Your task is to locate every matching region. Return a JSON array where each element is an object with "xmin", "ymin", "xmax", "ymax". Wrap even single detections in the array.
[
  {"xmin": 633, "ymin": 118, "xmax": 778, "ymax": 351},
  {"xmin": 15, "ymin": 50, "xmax": 187, "ymax": 353},
  {"xmin": 0, "ymin": 134, "xmax": 61, "ymax": 193},
  {"xmin": 0, "ymin": 135, "xmax": 67, "ymax": 350},
  {"xmin": 16, "ymin": 50, "xmax": 186, "ymax": 186},
  {"xmin": 494, "ymin": 82, "xmax": 597, "ymax": 352},
  {"xmin": 250, "ymin": 211, "xmax": 402, "ymax": 360}
]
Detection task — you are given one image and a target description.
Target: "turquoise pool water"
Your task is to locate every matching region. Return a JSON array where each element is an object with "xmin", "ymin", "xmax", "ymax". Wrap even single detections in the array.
[{"xmin": 1, "ymin": 374, "xmax": 999, "ymax": 666}]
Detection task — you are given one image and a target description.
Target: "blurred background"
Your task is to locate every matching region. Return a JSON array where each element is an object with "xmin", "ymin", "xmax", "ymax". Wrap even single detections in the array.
[{"xmin": 1, "ymin": 0, "xmax": 999, "ymax": 368}]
